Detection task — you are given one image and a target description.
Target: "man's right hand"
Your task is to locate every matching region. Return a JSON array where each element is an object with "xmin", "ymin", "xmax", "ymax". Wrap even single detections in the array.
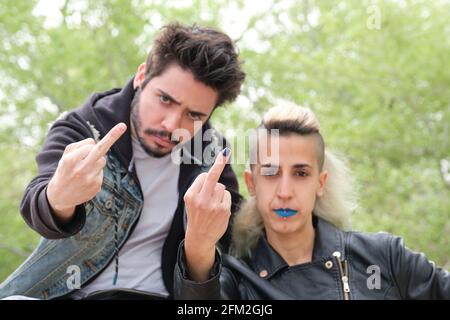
[{"xmin": 46, "ymin": 123, "xmax": 127, "ymax": 223}]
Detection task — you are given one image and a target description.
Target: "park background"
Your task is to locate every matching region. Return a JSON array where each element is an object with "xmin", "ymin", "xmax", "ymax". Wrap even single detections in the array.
[{"xmin": 0, "ymin": 0, "xmax": 449, "ymax": 282}]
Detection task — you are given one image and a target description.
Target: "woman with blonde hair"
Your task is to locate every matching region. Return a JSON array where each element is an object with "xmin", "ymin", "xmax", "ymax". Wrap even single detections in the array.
[{"xmin": 174, "ymin": 103, "xmax": 450, "ymax": 299}]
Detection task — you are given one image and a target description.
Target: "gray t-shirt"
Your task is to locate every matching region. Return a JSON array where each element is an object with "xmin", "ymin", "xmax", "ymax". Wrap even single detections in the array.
[{"xmin": 72, "ymin": 136, "xmax": 180, "ymax": 298}]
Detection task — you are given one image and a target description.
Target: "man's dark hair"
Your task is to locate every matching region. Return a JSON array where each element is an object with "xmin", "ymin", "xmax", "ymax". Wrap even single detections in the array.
[{"xmin": 142, "ymin": 23, "xmax": 245, "ymax": 107}]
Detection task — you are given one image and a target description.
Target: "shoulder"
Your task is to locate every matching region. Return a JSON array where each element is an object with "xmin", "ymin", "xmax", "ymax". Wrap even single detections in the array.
[
  {"xmin": 345, "ymin": 229, "xmax": 398, "ymax": 265},
  {"xmin": 347, "ymin": 229, "xmax": 395, "ymax": 246}
]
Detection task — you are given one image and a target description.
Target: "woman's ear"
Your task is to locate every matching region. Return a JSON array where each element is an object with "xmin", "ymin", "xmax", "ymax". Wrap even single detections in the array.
[
  {"xmin": 316, "ymin": 170, "xmax": 328, "ymax": 197},
  {"xmin": 244, "ymin": 169, "xmax": 256, "ymax": 196},
  {"xmin": 133, "ymin": 63, "xmax": 147, "ymax": 89}
]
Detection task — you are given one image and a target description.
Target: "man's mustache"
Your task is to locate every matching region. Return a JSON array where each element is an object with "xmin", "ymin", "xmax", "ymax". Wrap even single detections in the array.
[{"xmin": 144, "ymin": 128, "xmax": 180, "ymax": 144}]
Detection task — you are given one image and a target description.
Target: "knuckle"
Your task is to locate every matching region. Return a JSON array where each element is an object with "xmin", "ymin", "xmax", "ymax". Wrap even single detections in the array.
[
  {"xmin": 197, "ymin": 172, "xmax": 208, "ymax": 181},
  {"xmin": 84, "ymin": 174, "xmax": 95, "ymax": 185},
  {"xmin": 197, "ymin": 200, "xmax": 208, "ymax": 211},
  {"xmin": 183, "ymin": 193, "xmax": 192, "ymax": 203},
  {"xmin": 64, "ymin": 144, "xmax": 74, "ymax": 152},
  {"xmin": 98, "ymin": 157, "xmax": 107, "ymax": 167},
  {"xmin": 61, "ymin": 155, "xmax": 75, "ymax": 167},
  {"xmin": 72, "ymin": 167, "xmax": 83, "ymax": 178},
  {"xmin": 85, "ymin": 144, "xmax": 96, "ymax": 152},
  {"xmin": 220, "ymin": 203, "xmax": 231, "ymax": 213}
]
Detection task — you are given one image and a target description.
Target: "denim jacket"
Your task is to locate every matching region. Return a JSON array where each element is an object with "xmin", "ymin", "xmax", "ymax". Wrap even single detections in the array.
[{"xmin": 0, "ymin": 79, "xmax": 242, "ymax": 299}]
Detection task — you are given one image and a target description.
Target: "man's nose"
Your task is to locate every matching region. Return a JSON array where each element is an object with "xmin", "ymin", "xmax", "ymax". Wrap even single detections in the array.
[{"xmin": 161, "ymin": 111, "xmax": 182, "ymax": 133}]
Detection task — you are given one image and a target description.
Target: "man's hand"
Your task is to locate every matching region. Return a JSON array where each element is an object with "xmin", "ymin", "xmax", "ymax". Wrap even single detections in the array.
[
  {"xmin": 46, "ymin": 123, "xmax": 127, "ymax": 224},
  {"xmin": 183, "ymin": 148, "xmax": 232, "ymax": 282}
]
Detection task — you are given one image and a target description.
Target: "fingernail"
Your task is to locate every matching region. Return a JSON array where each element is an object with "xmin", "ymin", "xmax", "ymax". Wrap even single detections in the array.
[
  {"xmin": 118, "ymin": 123, "xmax": 127, "ymax": 131},
  {"xmin": 222, "ymin": 147, "xmax": 231, "ymax": 157}
]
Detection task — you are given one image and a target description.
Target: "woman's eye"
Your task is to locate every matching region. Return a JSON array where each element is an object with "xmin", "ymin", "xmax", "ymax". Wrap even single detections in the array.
[
  {"xmin": 160, "ymin": 95, "xmax": 171, "ymax": 104},
  {"xmin": 260, "ymin": 167, "xmax": 279, "ymax": 176}
]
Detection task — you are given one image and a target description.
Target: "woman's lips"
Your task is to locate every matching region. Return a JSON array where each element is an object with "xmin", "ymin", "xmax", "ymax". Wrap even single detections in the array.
[{"xmin": 273, "ymin": 208, "xmax": 298, "ymax": 218}]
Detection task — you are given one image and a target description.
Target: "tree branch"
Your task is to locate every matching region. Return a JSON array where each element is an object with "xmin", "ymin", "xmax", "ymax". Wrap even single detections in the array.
[
  {"xmin": 234, "ymin": 1, "xmax": 277, "ymax": 44},
  {"xmin": 440, "ymin": 159, "xmax": 450, "ymax": 188}
]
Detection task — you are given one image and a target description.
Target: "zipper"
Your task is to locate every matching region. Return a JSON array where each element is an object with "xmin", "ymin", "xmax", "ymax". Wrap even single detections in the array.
[{"xmin": 332, "ymin": 251, "xmax": 350, "ymax": 300}]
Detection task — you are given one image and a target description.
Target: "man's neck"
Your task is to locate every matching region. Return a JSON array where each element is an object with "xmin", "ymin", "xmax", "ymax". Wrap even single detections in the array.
[{"xmin": 266, "ymin": 220, "xmax": 315, "ymax": 266}]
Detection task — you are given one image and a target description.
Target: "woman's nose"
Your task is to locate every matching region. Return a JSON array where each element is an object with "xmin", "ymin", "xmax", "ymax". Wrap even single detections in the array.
[{"xmin": 276, "ymin": 175, "xmax": 293, "ymax": 199}]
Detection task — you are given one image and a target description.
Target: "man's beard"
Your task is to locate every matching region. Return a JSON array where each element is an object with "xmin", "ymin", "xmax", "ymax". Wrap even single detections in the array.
[{"xmin": 130, "ymin": 89, "xmax": 179, "ymax": 158}]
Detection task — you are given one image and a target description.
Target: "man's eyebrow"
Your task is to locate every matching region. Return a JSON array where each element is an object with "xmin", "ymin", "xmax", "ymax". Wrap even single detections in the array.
[
  {"xmin": 157, "ymin": 89, "xmax": 208, "ymax": 117},
  {"xmin": 157, "ymin": 89, "xmax": 182, "ymax": 105}
]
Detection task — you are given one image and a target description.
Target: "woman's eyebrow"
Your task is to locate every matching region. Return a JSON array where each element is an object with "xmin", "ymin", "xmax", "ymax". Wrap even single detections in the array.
[
  {"xmin": 293, "ymin": 163, "xmax": 312, "ymax": 169},
  {"xmin": 261, "ymin": 163, "xmax": 278, "ymax": 167},
  {"xmin": 260, "ymin": 163, "xmax": 312, "ymax": 168}
]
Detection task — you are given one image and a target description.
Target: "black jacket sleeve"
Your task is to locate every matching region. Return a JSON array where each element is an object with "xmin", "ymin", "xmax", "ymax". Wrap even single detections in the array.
[
  {"xmin": 19, "ymin": 112, "xmax": 93, "ymax": 239},
  {"xmin": 174, "ymin": 240, "xmax": 223, "ymax": 300},
  {"xmin": 389, "ymin": 235, "xmax": 450, "ymax": 299},
  {"xmin": 173, "ymin": 240, "xmax": 241, "ymax": 300}
]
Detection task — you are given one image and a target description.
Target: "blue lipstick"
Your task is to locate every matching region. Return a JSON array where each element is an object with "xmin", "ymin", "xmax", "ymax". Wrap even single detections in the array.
[{"xmin": 273, "ymin": 208, "xmax": 298, "ymax": 218}]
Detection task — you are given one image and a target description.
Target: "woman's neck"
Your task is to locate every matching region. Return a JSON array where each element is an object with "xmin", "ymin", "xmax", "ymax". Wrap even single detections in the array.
[{"xmin": 266, "ymin": 221, "xmax": 316, "ymax": 266}]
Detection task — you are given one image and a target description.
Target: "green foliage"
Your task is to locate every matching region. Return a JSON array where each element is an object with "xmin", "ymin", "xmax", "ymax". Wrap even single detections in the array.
[{"xmin": 1, "ymin": 0, "xmax": 449, "ymax": 282}]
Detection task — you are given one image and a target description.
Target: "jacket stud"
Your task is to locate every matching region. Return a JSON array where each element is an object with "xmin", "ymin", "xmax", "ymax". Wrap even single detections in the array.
[{"xmin": 259, "ymin": 270, "xmax": 268, "ymax": 278}]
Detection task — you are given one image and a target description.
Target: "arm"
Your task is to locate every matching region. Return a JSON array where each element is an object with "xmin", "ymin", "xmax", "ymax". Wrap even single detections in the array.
[
  {"xmin": 173, "ymin": 240, "xmax": 241, "ymax": 300},
  {"xmin": 20, "ymin": 113, "xmax": 126, "ymax": 239},
  {"xmin": 389, "ymin": 236, "xmax": 450, "ymax": 299},
  {"xmin": 182, "ymin": 148, "xmax": 232, "ymax": 282},
  {"xmin": 20, "ymin": 114, "xmax": 91, "ymax": 239}
]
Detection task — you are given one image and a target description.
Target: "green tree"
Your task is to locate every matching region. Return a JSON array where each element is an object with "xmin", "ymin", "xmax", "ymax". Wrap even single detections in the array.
[{"xmin": 1, "ymin": 0, "xmax": 449, "ymax": 282}]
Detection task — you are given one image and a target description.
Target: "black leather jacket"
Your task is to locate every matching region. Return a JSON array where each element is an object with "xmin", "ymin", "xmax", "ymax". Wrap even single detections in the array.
[{"xmin": 174, "ymin": 217, "xmax": 450, "ymax": 299}]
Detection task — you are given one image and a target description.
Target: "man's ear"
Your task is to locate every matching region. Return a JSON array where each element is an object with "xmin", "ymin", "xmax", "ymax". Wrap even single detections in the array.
[
  {"xmin": 316, "ymin": 170, "xmax": 328, "ymax": 197},
  {"xmin": 133, "ymin": 63, "xmax": 146, "ymax": 89},
  {"xmin": 244, "ymin": 170, "xmax": 256, "ymax": 196}
]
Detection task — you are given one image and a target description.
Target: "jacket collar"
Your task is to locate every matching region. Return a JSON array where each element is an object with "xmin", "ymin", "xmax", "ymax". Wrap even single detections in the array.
[{"xmin": 251, "ymin": 216, "xmax": 345, "ymax": 279}]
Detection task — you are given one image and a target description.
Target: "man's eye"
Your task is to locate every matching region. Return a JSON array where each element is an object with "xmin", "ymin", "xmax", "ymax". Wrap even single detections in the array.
[
  {"xmin": 260, "ymin": 167, "xmax": 279, "ymax": 176},
  {"xmin": 160, "ymin": 95, "xmax": 171, "ymax": 104},
  {"xmin": 188, "ymin": 112, "xmax": 201, "ymax": 121}
]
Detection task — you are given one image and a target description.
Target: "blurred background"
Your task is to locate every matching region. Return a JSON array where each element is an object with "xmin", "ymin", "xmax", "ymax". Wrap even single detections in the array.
[{"xmin": 0, "ymin": 0, "xmax": 449, "ymax": 282}]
